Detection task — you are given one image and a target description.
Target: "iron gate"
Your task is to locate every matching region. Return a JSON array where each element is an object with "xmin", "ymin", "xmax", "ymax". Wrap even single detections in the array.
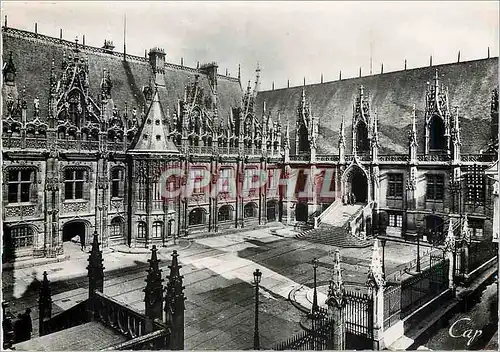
[{"xmin": 344, "ymin": 290, "xmax": 374, "ymax": 350}]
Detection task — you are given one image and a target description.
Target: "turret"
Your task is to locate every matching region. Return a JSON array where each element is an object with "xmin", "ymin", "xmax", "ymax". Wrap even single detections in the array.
[
  {"xmin": 409, "ymin": 104, "xmax": 418, "ymax": 163},
  {"xmin": 148, "ymin": 47, "xmax": 166, "ymax": 86}
]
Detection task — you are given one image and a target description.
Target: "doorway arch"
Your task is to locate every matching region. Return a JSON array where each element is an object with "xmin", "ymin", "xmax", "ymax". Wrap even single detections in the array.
[
  {"xmin": 342, "ymin": 164, "xmax": 369, "ymax": 204},
  {"xmin": 425, "ymin": 215, "xmax": 445, "ymax": 244},
  {"xmin": 62, "ymin": 221, "xmax": 87, "ymax": 243}
]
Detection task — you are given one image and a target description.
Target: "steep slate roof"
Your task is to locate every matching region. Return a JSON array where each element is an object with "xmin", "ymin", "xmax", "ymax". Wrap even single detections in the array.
[
  {"xmin": 129, "ymin": 89, "xmax": 180, "ymax": 153},
  {"xmin": 2, "ymin": 27, "xmax": 243, "ymax": 127},
  {"xmin": 255, "ymin": 58, "xmax": 499, "ymax": 154}
]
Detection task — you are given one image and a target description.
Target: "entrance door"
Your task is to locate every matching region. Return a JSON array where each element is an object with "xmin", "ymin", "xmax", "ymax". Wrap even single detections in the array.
[
  {"xmin": 62, "ymin": 221, "xmax": 86, "ymax": 243},
  {"xmin": 295, "ymin": 202, "xmax": 308, "ymax": 222},
  {"xmin": 267, "ymin": 200, "xmax": 278, "ymax": 221},
  {"xmin": 351, "ymin": 170, "xmax": 368, "ymax": 203}
]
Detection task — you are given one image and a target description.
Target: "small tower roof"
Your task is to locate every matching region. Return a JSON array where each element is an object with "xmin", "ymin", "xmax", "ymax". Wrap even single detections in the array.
[{"xmin": 129, "ymin": 88, "xmax": 179, "ymax": 154}]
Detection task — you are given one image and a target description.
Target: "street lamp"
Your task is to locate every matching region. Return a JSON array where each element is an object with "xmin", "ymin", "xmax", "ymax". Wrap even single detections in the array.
[
  {"xmin": 416, "ymin": 229, "xmax": 421, "ymax": 272},
  {"xmin": 167, "ymin": 209, "xmax": 176, "ymax": 245},
  {"xmin": 311, "ymin": 258, "xmax": 319, "ymax": 315},
  {"xmin": 253, "ymin": 268, "xmax": 262, "ymax": 350},
  {"xmin": 380, "ymin": 239, "xmax": 386, "ymax": 276}
]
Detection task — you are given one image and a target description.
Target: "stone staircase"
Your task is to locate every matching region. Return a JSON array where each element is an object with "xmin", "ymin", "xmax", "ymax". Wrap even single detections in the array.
[
  {"xmin": 295, "ymin": 223, "xmax": 373, "ymax": 248},
  {"xmin": 321, "ymin": 204, "xmax": 363, "ymax": 226},
  {"xmin": 295, "ymin": 203, "xmax": 373, "ymax": 248}
]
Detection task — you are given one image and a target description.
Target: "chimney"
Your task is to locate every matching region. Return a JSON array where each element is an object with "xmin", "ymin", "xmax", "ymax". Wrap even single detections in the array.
[
  {"xmin": 148, "ymin": 47, "xmax": 166, "ymax": 86},
  {"xmin": 102, "ymin": 40, "xmax": 115, "ymax": 52},
  {"xmin": 199, "ymin": 62, "xmax": 218, "ymax": 91}
]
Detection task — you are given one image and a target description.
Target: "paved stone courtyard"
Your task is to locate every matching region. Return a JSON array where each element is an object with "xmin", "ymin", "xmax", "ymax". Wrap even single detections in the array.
[{"xmin": 2, "ymin": 226, "xmax": 435, "ymax": 350}]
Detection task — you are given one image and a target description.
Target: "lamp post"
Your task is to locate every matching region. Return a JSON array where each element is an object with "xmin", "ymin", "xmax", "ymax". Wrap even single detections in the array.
[
  {"xmin": 380, "ymin": 239, "xmax": 386, "ymax": 276},
  {"xmin": 311, "ymin": 258, "xmax": 319, "ymax": 315},
  {"xmin": 167, "ymin": 209, "xmax": 176, "ymax": 245},
  {"xmin": 253, "ymin": 268, "xmax": 262, "ymax": 350},
  {"xmin": 416, "ymin": 229, "xmax": 421, "ymax": 272}
]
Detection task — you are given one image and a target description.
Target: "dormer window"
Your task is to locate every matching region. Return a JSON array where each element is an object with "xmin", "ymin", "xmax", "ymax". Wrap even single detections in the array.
[
  {"xmin": 356, "ymin": 121, "xmax": 370, "ymax": 153},
  {"xmin": 429, "ymin": 115, "xmax": 445, "ymax": 150}
]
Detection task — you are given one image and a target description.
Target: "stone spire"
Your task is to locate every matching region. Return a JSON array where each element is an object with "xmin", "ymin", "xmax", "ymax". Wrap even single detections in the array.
[
  {"xmin": 366, "ymin": 239, "xmax": 384, "ymax": 290},
  {"xmin": 165, "ymin": 250, "xmax": 186, "ymax": 350},
  {"xmin": 38, "ymin": 271, "xmax": 53, "ymax": 336},
  {"xmin": 87, "ymin": 232, "xmax": 104, "ymax": 294},
  {"xmin": 444, "ymin": 218, "xmax": 456, "ymax": 253},
  {"xmin": 144, "ymin": 245, "xmax": 164, "ymax": 328},
  {"xmin": 326, "ymin": 249, "xmax": 345, "ymax": 308},
  {"xmin": 462, "ymin": 215, "xmax": 471, "ymax": 244},
  {"xmin": 339, "ymin": 115, "xmax": 346, "ymax": 162}
]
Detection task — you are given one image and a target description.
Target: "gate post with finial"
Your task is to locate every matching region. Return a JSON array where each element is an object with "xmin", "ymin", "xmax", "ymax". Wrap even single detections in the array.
[
  {"xmin": 164, "ymin": 250, "xmax": 186, "ymax": 350},
  {"xmin": 38, "ymin": 271, "xmax": 53, "ymax": 336},
  {"xmin": 326, "ymin": 249, "xmax": 346, "ymax": 350},
  {"xmin": 144, "ymin": 245, "xmax": 164, "ymax": 334},
  {"xmin": 87, "ymin": 231, "xmax": 104, "ymax": 321},
  {"xmin": 366, "ymin": 239, "xmax": 385, "ymax": 350}
]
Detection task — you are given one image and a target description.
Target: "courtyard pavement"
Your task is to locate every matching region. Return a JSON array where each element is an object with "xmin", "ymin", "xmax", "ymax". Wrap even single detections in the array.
[{"xmin": 2, "ymin": 226, "xmax": 437, "ymax": 350}]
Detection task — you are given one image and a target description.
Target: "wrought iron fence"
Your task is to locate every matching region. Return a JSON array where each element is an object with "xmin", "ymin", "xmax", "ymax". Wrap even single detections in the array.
[
  {"xmin": 383, "ymin": 284, "xmax": 402, "ymax": 329},
  {"xmin": 272, "ymin": 315, "xmax": 334, "ymax": 351},
  {"xmin": 344, "ymin": 290, "xmax": 373, "ymax": 341},
  {"xmin": 467, "ymin": 240, "xmax": 497, "ymax": 273},
  {"xmin": 400, "ymin": 256, "xmax": 449, "ymax": 318}
]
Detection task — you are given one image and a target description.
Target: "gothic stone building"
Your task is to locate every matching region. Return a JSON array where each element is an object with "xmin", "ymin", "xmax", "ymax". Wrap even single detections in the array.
[{"xmin": 2, "ymin": 25, "xmax": 498, "ymax": 263}]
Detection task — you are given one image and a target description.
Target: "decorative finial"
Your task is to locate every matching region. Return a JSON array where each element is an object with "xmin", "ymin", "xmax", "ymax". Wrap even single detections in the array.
[
  {"xmin": 60, "ymin": 28, "xmax": 62, "ymax": 39},
  {"xmin": 404, "ymin": 59, "xmax": 407, "ymax": 70},
  {"xmin": 326, "ymin": 249, "xmax": 345, "ymax": 308},
  {"xmin": 381, "ymin": 63, "xmax": 384, "ymax": 74},
  {"xmin": 488, "ymin": 47, "xmax": 490, "ymax": 58},
  {"xmin": 444, "ymin": 218, "xmax": 456, "ymax": 253},
  {"xmin": 238, "ymin": 63, "xmax": 241, "ymax": 81},
  {"xmin": 339, "ymin": 70, "xmax": 342, "ymax": 80},
  {"xmin": 35, "ymin": 22, "xmax": 38, "ymax": 34},
  {"xmin": 320, "ymin": 73, "xmax": 323, "ymax": 84},
  {"xmin": 287, "ymin": 79, "xmax": 289, "ymax": 88},
  {"xmin": 303, "ymin": 76, "xmax": 306, "ymax": 86},
  {"xmin": 366, "ymin": 239, "xmax": 384, "ymax": 289},
  {"xmin": 4, "ymin": 15, "xmax": 7, "ymax": 28},
  {"xmin": 359, "ymin": 67, "xmax": 362, "ymax": 77},
  {"xmin": 457, "ymin": 50, "xmax": 461, "ymax": 63},
  {"xmin": 272, "ymin": 81, "xmax": 275, "ymax": 90},
  {"xmin": 430, "ymin": 55, "xmax": 433, "ymax": 66}
]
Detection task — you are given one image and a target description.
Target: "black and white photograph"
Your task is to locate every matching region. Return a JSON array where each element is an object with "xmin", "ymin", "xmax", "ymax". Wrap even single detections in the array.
[{"xmin": 1, "ymin": 1, "xmax": 499, "ymax": 350}]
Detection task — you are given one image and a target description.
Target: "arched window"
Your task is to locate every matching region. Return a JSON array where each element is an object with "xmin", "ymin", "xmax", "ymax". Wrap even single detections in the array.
[
  {"xmin": 297, "ymin": 124, "xmax": 310, "ymax": 153},
  {"xmin": 218, "ymin": 205, "xmax": 233, "ymax": 222},
  {"xmin": 356, "ymin": 122, "xmax": 369, "ymax": 152},
  {"xmin": 110, "ymin": 217, "xmax": 123, "ymax": 238},
  {"xmin": 152, "ymin": 221, "xmax": 163, "ymax": 238},
  {"xmin": 189, "ymin": 208, "xmax": 206, "ymax": 225},
  {"xmin": 137, "ymin": 221, "xmax": 147, "ymax": 239},
  {"xmin": 429, "ymin": 116, "xmax": 445, "ymax": 150},
  {"xmin": 244, "ymin": 203, "xmax": 257, "ymax": 218}
]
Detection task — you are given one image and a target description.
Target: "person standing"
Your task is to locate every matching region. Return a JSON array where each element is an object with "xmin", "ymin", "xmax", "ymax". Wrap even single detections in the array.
[
  {"xmin": 352, "ymin": 193, "xmax": 357, "ymax": 205},
  {"xmin": 80, "ymin": 232, "xmax": 86, "ymax": 251},
  {"xmin": 22, "ymin": 308, "xmax": 32, "ymax": 341}
]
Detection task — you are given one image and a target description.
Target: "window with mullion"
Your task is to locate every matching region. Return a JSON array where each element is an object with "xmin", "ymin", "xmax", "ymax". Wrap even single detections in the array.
[
  {"xmin": 152, "ymin": 221, "xmax": 163, "ymax": 238},
  {"xmin": 426, "ymin": 174, "xmax": 444, "ymax": 201},
  {"xmin": 387, "ymin": 174, "xmax": 403, "ymax": 198},
  {"xmin": 111, "ymin": 168, "xmax": 124, "ymax": 198},
  {"xmin": 7, "ymin": 169, "xmax": 35, "ymax": 204},
  {"xmin": 65, "ymin": 169, "xmax": 86, "ymax": 200}
]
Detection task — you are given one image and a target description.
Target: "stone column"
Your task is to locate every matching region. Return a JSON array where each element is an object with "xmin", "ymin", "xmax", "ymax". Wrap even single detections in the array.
[
  {"xmin": 326, "ymin": 249, "xmax": 346, "ymax": 350},
  {"xmin": 461, "ymin": 216, "xmax": 471, "ymax": 276},
  {"xmin": 366, "ymin": 240, "xmax": 385, "ymax": 350}
]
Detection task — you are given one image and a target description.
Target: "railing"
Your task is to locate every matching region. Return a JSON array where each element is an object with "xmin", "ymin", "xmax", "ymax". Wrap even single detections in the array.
[
  {"xmin": 2, "ymin": 137, "xmax": 22, "ymax": 148},
  {"xmin": 25, "ymin": 137, "xmax": 48, "ymax": 149},
  {"xmin": 272, "ymin": 316, "xmax": 333, "ymax": 350},
  {"xmin": 103, "ymin": 328, "xmax": 169, "ymax": 351},
  {"xmin": 417, "ymin": 154, "xmax": 451, "ymax": 162},
  {"xmin": 316, "ymin": 155, "xmax": 340, "ymax": 162},
  {"xmin": 347, "ymin": 202, "xmax": 373, "ymax": 241},
  {"xmin": 461, "ymin": 154, "xmax": 497, "ymax": 163},
  {"xmin": 188, "ymin": 145, "xmax": 213, "ymax": 155},
  {"xmin": 317, "ymin": 199, "xmax": 341, "ymax": 226},
  {"xmin": 467, "ymin": 240, "xmax": 497, "ymax": 273},
  {"xmin": 41, "ymin": 300, "xmax": 89, "ymax": 336},
  {"xmin": 290, "ymin": 154, "xmax": 310, "ymax": 161},
  {"xmin": 378, "ymin": 155, "xmax": 409, "ymax": 163},
  {"xmin": 384, "ymin": 256, "xmax": 449, "ymax": 328},
  {"xmin": 93, "ymin": 291, "xmax": 147, "ymax": 339}
]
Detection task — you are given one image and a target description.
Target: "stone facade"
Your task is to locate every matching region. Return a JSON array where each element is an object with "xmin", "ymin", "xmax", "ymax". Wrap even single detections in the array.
[{"xmin": 2, "ymin": 25, "xmax": 498, "ymax": 262}]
